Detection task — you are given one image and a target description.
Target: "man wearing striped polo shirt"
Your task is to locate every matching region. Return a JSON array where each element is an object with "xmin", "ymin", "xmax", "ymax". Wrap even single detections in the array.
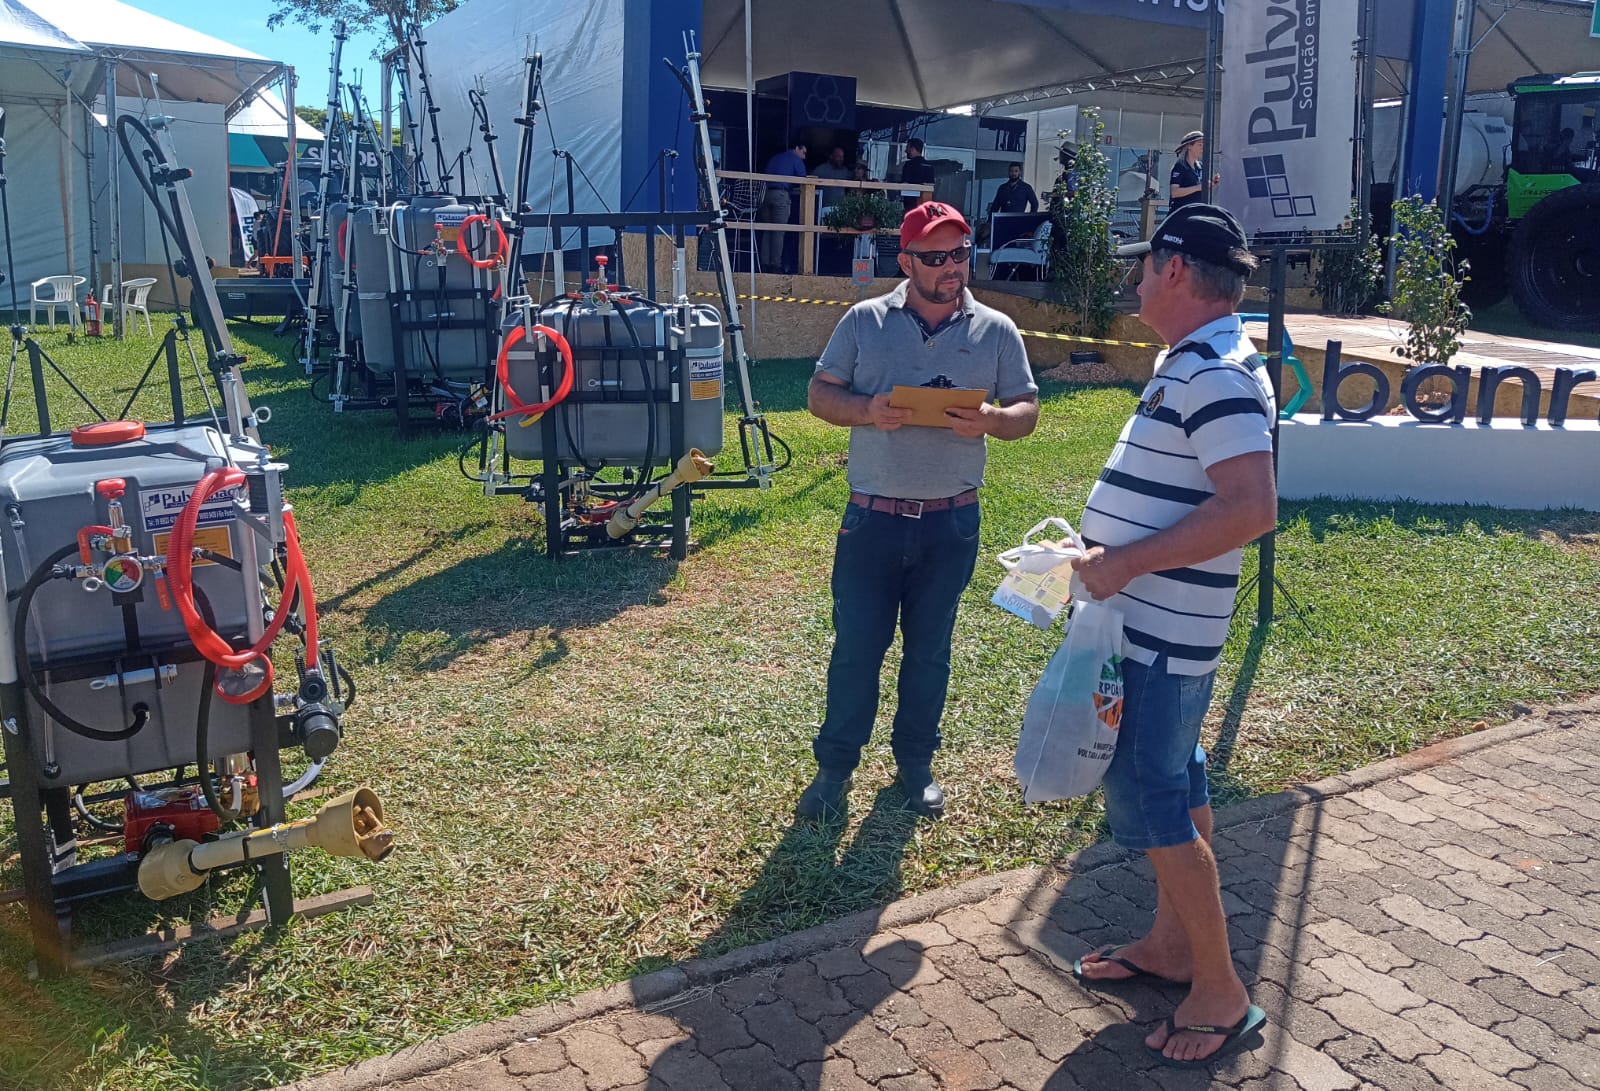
[
  {"xmin": 1070, "ymin": 204, "xmax": 1276, "ymax": 1069},
  {"xmin": 798, "ymin": 201, "xmax": 1039, "ymax": 822}
]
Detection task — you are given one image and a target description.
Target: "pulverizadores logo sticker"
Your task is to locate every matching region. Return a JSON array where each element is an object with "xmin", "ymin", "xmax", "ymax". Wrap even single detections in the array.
[{"xmin": 1093, "ymin": 653, "xmax": 1125, "ymax": 731}]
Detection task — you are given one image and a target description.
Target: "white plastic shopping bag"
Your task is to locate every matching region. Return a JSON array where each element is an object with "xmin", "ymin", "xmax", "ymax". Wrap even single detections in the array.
[
  {"xmin": 992, "ymin": 517, "xmax": 1086, "ymax": 629},
  {"xmin": 1014, "ymin": 600, "xmax": 1125, "ymax": 802}
]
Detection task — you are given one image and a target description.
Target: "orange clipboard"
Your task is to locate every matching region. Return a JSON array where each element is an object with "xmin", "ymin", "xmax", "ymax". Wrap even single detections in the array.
[{"xmin": 888, "ymin": 385, "xmax": 989, "ymax": 428}]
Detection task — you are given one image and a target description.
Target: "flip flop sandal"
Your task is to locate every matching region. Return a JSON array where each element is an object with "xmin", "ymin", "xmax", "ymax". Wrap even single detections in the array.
[
  {"xmin": 1149, "ymin": 1004, "xmax": 1268, "ymax": 1069},
  {"xmin": 1071, "ymin": 945, "xmax": 1189, "ymax": 987}
]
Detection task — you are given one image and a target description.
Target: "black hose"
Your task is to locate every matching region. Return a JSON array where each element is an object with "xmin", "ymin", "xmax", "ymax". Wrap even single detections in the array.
[
  {"xmin": 612, "ymin": 303, "xmax": 658, "ymax": 504},
  {"xmin": 193, "ymin": 660, "xmax": 238, "ymax": 824},
  {"xmin": 15, "ymin": 543, "xmax": 149, "ymax": 743},
  {"xmin": 189, "ymin": 586, "xmax": 240, "ymax": 825},
  {"xmin": 458, "ymin": 430, "xmax": 488, "ymax": 483},
  {"xmin": 73, "ymin": 786, "xmax": 125, "ymax": 833}
]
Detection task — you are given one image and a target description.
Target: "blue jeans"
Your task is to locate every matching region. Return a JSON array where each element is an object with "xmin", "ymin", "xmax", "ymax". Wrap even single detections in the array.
[
  {"xmin": 813, "ymin": 501, "xmax": 982, "ymax": 773},
  {"xmin": 1100, "ymin": 655, "xmax": 1216, "ymax": 850}
]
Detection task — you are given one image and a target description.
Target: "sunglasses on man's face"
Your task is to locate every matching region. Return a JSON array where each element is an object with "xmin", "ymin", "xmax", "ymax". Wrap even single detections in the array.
[{"xmin": 905, "ymin": 244, "xmax": 973, "ymax": 268}]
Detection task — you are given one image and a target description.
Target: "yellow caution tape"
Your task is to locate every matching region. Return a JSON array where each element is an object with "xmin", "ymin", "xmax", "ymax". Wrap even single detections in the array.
[{"xmin": 692, "ymin": 292, "xmax": 1164, "ymax": 350}]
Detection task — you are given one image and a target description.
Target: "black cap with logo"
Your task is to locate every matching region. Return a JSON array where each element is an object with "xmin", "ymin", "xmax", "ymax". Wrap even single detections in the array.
[{"xmin": 1116, "ymin": 203, "xmax": 1254, "ymax": 275}]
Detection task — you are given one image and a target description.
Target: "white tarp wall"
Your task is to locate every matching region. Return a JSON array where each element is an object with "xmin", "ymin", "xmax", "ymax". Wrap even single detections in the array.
[
  {"xmin": 411, "ymin": 0, "xmax": 624, "ymax": 252},
  {"xmin": 96, "ymin": 98, "xmax": 231, "ymax": 275},
  {"xmin": 1, "ymin": 87, "xmax": 95, "ymax": 304}
]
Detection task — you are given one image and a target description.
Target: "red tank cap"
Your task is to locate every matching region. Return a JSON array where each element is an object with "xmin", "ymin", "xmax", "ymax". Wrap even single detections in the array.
[
  {"xmin": 95, "ymin": 478, "xmax": 127, "ymax": 499},
  {"xmin": 71, "ymin": 421, "xmax": 146, "ymax": 447}
]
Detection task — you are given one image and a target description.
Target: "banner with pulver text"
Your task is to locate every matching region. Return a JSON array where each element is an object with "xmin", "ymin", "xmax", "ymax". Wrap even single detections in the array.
[{"xmin": 1217, "ymin": 0, "xmax": 1358, "ymax": 235}]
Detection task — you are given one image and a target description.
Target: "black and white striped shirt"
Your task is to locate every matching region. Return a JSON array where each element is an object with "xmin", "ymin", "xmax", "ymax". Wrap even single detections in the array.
[{"xmin": 1079, "ymin": 316, "xmax": 1275, "ymax": 674}]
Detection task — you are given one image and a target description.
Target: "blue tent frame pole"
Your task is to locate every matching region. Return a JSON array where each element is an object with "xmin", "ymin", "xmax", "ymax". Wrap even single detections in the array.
[{"xmin": 1403, "ymin": 0, "xmax": 1454, "ymax": 201}]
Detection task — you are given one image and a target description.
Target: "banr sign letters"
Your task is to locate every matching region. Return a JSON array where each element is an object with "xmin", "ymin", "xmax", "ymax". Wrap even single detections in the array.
[{"xmin": 1322, "ymin": 342, "xmax": 1598, "ymax": 427}]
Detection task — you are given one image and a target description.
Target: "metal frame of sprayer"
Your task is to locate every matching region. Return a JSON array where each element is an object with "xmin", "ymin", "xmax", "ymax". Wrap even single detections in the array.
[
  {"xmin": 300, "ymin": 23, "xmax": 513, "ymax": 435},
  {"xmin": 0, "ymin": 108, "xmax": 390, "ymax": 974},
  {"xmin": 469, "ymin": 38, "xmax": 788, "ymax": 560}
]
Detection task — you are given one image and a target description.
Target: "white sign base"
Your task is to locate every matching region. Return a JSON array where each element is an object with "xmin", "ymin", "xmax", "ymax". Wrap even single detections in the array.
[{"xmin": 1279, "ymin": 415, "xmax": 1600, "ymax": 512}]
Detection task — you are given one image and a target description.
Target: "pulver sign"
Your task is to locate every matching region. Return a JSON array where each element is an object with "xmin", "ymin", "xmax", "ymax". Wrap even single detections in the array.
[{"xmin": 140, "ymin": 483, "xmax": 245, "ymax": 532}]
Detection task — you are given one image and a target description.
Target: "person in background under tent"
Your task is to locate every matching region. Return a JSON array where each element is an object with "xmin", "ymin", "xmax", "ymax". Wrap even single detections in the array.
[
  {"xmin": 898, "ymin": 137, "xmax": 936, "ymax": 210},
  {"xmin": 758, "ymin": 135, "xmax": 809, "ymax": 274},
  {"xmin": 1055, "ymin": 137, "xmax": 1081, "ymax": 200},
  {"xmin": 815, "ymin": 146, "xmax": 852, "ymax": 207},
  {"xmin": 990, "ymin": 162, "xmax": 1039, "ymax": 215},
  {"xmin": 1169, "ymin": 130, "xmax": 1220, "ymax": 212},
  {"xmin": 798, "ymin": 202, "xmax": 1039, "ymax": 824}
]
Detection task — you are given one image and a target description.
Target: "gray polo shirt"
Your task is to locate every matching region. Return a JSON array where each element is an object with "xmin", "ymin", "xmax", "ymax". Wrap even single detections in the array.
[{"xmin": 816, "ymin": 281, "xmax": 1036, "ymax": 499}]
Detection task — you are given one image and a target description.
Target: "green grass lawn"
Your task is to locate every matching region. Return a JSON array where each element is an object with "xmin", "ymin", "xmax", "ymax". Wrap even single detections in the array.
[{"xmin": 1, "ymin": 317, "xmax": 1598, "ymax": 1090}]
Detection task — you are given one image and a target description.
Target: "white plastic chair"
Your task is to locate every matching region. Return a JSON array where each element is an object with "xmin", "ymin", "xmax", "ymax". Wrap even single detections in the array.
[
  {"xmin": 29, "ymin": 275, "xmax": 86, "ymax": 330},
  {"xmin": 101, "ymin": 277, "xmax": 158, "ymax": 336},
  {"xmin": 989, "ymin": 221, "xmax": 1053, "ymax": 279}
]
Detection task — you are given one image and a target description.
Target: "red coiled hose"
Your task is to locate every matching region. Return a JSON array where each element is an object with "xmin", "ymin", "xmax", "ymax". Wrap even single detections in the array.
[
  {"xmin": 457, "ymin": 214, "xmax": 508, "ymax": 269},
  {"xmin": 487, "ymin": 324, "xmax": 575, "ymax": 423},
  {"xmin": 164, "ymin": 468, "xmax": 320, "ymax": 705}
]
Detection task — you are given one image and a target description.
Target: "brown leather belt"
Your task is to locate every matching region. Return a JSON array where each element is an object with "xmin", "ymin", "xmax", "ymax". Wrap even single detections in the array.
[{"xmin": 848, "ymin": 488, "xmax": 979, "ymax": 518}]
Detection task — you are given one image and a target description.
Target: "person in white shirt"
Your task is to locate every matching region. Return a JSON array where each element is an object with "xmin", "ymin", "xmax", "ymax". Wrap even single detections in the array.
[{"xmin": 1070, "ymin": 203, "xmax": 1276, "ymax": 1070}]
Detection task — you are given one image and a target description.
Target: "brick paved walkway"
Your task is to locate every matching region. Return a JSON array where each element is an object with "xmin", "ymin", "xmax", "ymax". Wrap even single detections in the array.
[{"xmin": 285, "ymin": 703, "xmax": 1600, "ymax": 1091}]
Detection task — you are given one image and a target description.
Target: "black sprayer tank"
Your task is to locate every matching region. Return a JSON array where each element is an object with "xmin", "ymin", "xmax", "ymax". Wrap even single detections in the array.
[
  {"xmin": 353, "ymin": 196, "xmax": 493, "ymax": 379},
  {"xmin": 503, "ymin": 300, "xmax": 725, "ymax": 465},
  {"xmin": 0, "ymin": 424, "xmax": 256, "ymax": 784}
]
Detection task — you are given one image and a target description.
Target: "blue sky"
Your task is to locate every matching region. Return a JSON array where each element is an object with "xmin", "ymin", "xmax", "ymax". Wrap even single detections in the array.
[{"xmin": 125, "ymin": 0, "xmax": 392, "ymax": 114}]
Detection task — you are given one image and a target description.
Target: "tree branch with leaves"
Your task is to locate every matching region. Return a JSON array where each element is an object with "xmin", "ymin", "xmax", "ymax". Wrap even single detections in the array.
[{"xmin": 266, "ymin": 0, "xmax": 459, "ymax": 59}]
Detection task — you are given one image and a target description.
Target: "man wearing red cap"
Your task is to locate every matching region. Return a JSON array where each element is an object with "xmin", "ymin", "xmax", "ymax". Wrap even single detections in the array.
[{"xmin": 798, "ymin": 202, "xmax": 1039, "ymax": 822}]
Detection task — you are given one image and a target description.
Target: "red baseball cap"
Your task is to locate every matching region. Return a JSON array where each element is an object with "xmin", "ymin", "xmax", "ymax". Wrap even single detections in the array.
[{"xmin": 900, "ymin": 201, "xmax": 972, "ymax": 249}]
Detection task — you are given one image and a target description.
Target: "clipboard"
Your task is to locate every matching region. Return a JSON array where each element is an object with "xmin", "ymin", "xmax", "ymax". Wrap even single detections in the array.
[{"xmin": 889, "ymin": 385, "xmax": 989, "ymax": 428}]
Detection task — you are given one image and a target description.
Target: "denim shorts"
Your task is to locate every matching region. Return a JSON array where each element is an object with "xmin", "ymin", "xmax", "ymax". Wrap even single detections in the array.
[{"xmin": 1100, "ymin": 655, "xmax": 1215, "ymax": 850}]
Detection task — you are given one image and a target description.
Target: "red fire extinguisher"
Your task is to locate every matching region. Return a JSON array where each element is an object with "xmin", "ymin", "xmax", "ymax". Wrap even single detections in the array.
[{"xmin": 84, "ymin": 295, "xmax": 102, "ymax": 337}]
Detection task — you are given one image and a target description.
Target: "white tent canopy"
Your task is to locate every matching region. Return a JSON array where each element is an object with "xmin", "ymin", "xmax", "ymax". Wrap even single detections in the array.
[
  {"xmin": 30, "ymin": 0, "xmax": 282, "ymax": 119},
  {"xmin": 700, "ymin": 0, "xmax": 1207, "ymax": 111},
  {"xmin": 1, "ymin": 0, "xmax": 291, "ymax": 308},
  {"xmin": 233, "ymin": 90, "xmax": 324, "ymax": 141},
  {"xmin": 699, "ymin": 0, "xmax": 1600, "ymax": 111}
]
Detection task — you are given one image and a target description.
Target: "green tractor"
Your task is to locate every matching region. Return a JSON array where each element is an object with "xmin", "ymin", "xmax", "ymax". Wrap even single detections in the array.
[{"xmin": 1451, "ymin": 72, "xmax": 1600, "ymax": 331}]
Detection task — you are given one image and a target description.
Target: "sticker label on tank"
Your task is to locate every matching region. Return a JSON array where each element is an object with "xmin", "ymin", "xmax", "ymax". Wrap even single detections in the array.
[
  {"xmin": 152, "ymin": 526, "xmax": 233, "ymax": 566},
  {"xmin": 689, "ymin": 355, "xmax": 723, "ymax": 401},
  {"xmin": 140, "ymin": 484, "xmax": 244, "ymax": 532}
]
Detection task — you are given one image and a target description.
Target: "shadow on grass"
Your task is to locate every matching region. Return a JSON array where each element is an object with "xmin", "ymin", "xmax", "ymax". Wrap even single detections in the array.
[
  {"xmin": 0, "ymin": 868, "xmax": 310, "ymax": 1089},
  {"xmin": 358, "ymin": 534, "xmax": 680, "ymax": 673},
  {"xmin": 638, "ymin": 788, "xmax": 922, "ymax": 1089},
  {"xmin": 693, "ymin": 466, "xmax": 846, "ymax": 549}
]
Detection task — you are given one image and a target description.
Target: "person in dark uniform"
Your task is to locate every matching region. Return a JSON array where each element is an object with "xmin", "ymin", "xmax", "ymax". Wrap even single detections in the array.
[
  {"xmin": 1169, "ymin": 131, "xmax": 1220, "ymax": 211},
  {"xmin": 989, "ymin": 162, "xmax": 1039, "ymax": 215},
  {"xmin": 899, "ymin": 137, "xmax": 937, "ymax": 210}
]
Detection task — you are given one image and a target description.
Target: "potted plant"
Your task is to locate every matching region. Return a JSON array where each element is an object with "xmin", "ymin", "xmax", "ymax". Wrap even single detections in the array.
[{"xmin": 821, "ymin": 192, "xmax": 904, "ymax": 234}]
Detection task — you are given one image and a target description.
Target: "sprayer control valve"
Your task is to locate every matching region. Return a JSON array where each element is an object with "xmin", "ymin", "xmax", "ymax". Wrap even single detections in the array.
[{"xmin": 96, "ymin": 479, "xmax": 128, "ymax": 499}]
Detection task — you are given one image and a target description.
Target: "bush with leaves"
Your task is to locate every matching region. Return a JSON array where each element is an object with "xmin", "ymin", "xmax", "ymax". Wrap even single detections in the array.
[
  {"xmin": 1382, "ymin": 195, "xmax": 1472, "ymax": 365},
  {"xmin": 1046, "ymin": 111, "xmax": 1119, "ymax": 339},
  {"xmin": 1314, "ymin": 206, "xmax": 1384, "ymax": 316},
  {"xmin": 820, "ymin": 192, "xmax": 904, "ymax": 233}
]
